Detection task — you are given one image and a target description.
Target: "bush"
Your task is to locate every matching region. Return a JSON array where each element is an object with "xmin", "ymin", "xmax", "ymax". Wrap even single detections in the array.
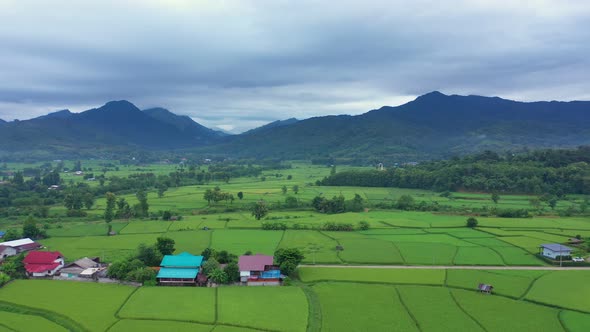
[
  {"xmin": 262, "ymin": 222, "xmax": 288, "ymax": 230},
  {"xmin": 466, "ymin": 217, "xmax": 478, "ymax": 228},
  {"xmin": 496, "ymin": 209, "xmax": 532, "ymax": 218},
  {"xmin": 279, "ymin": 260, "xmax": 297, "ymax": 276},
  {"xmin": 357, "ymin": 221, "xmax": 370, "ymax": 231},
  {"xmin": 322, "ymin": 222, "xmax": 354, "ymax": 231}
]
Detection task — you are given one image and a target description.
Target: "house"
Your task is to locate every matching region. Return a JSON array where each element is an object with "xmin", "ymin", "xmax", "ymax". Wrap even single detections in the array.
[
  {"xmin": 60, "ymin": 257, "xmax": 104, "ymax": 279},
  {"xmin": 0, "ymin": 231, "xmax": 5, "ymax": 239},
  {"xmin": 540, "ymin": 243, "xmax": 573, "ymax": 259},
  {"xmin": 0, "ymin": 245, "xmax": 17, "ymax": 261},
  {"xmin": 156, "ymin": 252, "xmax": 204, "ymax": 285},
  {"xmin": 478, "ymin": 283, "xmax": 493, "ymax": 294},
  {"xmin": 23, "ymin": 251, "xmax": 65, "ymax": 277},
  {"xmin": 238, "ymin": 254, "xmax": 282, "ymax": 286},
  {"xmin": 0, "ymin": 238, "xmax": 42, "ymax": 255}
]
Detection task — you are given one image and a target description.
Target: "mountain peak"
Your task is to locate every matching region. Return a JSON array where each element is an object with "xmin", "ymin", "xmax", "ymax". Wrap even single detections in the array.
[{"xmin": 416, "ymin": 91, "xmax": 447, "ymax": 100}]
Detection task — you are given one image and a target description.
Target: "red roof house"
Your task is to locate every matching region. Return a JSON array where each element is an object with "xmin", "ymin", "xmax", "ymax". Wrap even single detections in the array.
[
  {"xmin": 238, "ymin": 254, "xmax": 281, "ymax": 285},
  {"xmin": 23, "ymin": 251, "xmax": 65, "ymax": 277}
]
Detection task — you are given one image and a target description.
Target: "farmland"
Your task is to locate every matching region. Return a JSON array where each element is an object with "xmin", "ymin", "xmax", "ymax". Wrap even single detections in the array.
[{"xmin": 0, "ymin": 161, "xmax": 589, "ymax": 331}]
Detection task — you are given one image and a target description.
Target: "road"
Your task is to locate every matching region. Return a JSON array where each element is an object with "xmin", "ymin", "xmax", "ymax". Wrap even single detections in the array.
[{"xmin": 299, "ymin": 264, "xmax": 590, "ymax": 270}]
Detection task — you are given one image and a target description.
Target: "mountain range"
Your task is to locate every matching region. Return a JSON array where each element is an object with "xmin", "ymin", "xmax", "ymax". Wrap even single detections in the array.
[{"xmin": 0, "ymin": 92, "xmax": 589, "ymax": 161}]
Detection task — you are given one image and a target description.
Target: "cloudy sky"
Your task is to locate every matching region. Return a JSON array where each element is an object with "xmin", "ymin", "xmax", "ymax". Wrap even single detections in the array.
[{"xmin": 0, "ymin": 0, "xmax": 589, "ymax": 133}]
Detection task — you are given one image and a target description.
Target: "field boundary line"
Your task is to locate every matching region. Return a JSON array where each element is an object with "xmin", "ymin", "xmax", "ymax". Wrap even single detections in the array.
[
  {"xmin": 462, "ymin": 238, "xmax": 508, "ymax": 266},
  {"xmin": 0, "ymin": 321, "xmax": 17, "ymax": 332},
  {"xmin": 110, "ymin": 317, "xmax": 272, "ymax": 332},
  {"xmin": 114, "ymin": 287, "xmax": 140, "ymax": 318},
  {"xmin": 388, "ymin": 240, "xmax": 407, "ymax": 264},
  {"xmin": 518, "ymin": 270, "xmax": 550, "ymax": 300},
  {"xmin": 275, "ymin": 230, "xmax": 287, "ymax": 251},
  {"xmin": 317, "ymin": 231, "xmax": 345, "ymax": 263},
  {"xmin": 556, "ymin": 310, "xmax": 570, "ymax": 332},
  {"xmin": 117, "ymin": 223, "xmax": 130, "ymax": 234},
  {"xmin": 298, "ymin": 264, "xmax": 590, "ymax": 270},
  {"xmin": 104, "ymin": 319, "xmax": 122, "ymax": 332},
  {"xmin": 165, "ymin": 220, "xmax": 174, "ymax": 232},
  {"xmin": 295, "ymin": 281, "xmax": 322, "ymax": 332},
  {"xmin": 394, "ymin": 287, "xmax": 422, "ymax": 332},
  {"xmin": 0, "ymin": 300, "xmax": 88, "ymax": 332},
  {"xmin": 448, "ymin": 290, "xmax": 488, "ymax": 332}
]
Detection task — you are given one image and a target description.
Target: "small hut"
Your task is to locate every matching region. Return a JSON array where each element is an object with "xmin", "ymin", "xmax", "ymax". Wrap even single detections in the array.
[{"xmin": 477, "ymin": 283, "xmax": 493, "ymax": 294}]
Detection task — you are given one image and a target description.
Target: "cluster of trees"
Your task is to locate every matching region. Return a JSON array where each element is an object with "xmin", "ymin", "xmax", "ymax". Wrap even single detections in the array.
[
  {"xmin": 311, "ymin": 194, "xmax": 364, "ymax": 214},
  {"xmin": 107, "ymin": 237, "xmax": 175, "ymax": 284},
  {"xmin": 104, "ymin": 190, "xmax": 149, "ymax": 227},
  {"xmin": 319, "ymin": 148, "xmax": 590, "ymax": 195},
  {"xmin": 203, "ymin": 186, "xmax": 234, "ymax": 205},
  {"xmin": 274, "ymin": 248, "xmax": 304, "ymax": 276},
  {"xmin": 200, "ymin": 248, "xmax": 240, "ymax": 284},
  {"xmin": 261, "ymin": 221, "xmax": 370, "ymax": 231},
  {"xmin": 1, "ymin": 216, "xmax": 48, "ymax": 241}
]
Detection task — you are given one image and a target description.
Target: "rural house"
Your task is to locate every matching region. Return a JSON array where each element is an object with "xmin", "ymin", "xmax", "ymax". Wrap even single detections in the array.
[
  {"xmin": 0, "ymin": 231, "xmax": 5, "ymax": 239},
  {"xmin": 23, "ymin": 251, "xmax": 65, "ymax": 277},
  {"xmin": 238, "ymin": 254, "xmax": 282, "ymax": 286},
  {"xmin": 60, "ymin": 257, "xmax": 104, "ymax": 279},
  {"xmin": 540, "ymin": 244, "xmax": 573, "ymax": 259},
  {"xmin": 156, "ymin": 252, "xmax": 204, "ymax": 285},
  {"xmin": 0, "ymin": 245, "xmax": 17, "ymax": 261},
  {"xmin": 0, "ymin": 238, "xmax": 42, "ymax": 256}
]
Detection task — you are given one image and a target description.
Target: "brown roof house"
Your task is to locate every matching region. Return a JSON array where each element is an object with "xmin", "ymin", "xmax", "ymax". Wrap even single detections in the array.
[
  {"xmin": 0, "ymin": 238, "xmax": 42, "ymax": 258},
  {"xmin": 60, "ymin": 257, "xmax": 104, "ymax": 279}
]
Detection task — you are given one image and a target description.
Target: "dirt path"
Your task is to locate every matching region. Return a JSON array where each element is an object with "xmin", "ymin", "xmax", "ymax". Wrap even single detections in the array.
[{"xmin": 300, "ymin": 264, "xmax": 590, "ymax": 270}]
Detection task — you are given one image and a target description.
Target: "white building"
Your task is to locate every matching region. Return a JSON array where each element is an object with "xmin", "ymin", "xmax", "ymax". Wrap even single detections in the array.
[{"xmin": 540, "ymin": 243, "xmax": 573, "ymax": 259}]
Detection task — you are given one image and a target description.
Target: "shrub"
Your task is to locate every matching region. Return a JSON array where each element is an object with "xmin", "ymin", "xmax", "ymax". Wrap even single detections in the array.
[
  {"xmin": 262, "ymin": 222, "xmax": 288, "ymax": 230},
  {"xmin": 466, "ymin": 217, "xmax": 478, "ymax": 228},
  {"xmin": 357, "ymin": 221, "xmax": 370, "ymax": 231}
]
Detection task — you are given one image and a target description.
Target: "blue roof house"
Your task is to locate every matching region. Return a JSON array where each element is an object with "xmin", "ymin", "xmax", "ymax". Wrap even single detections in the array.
[{"xmin": 157, "ymin": 252, "xmax": 204, "ymax": 285}]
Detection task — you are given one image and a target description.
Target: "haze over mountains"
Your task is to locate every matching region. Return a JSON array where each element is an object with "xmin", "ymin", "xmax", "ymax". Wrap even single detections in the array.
[{"xmin": 0, "ymin": 92, "xmax": 589, "ymax": 161}]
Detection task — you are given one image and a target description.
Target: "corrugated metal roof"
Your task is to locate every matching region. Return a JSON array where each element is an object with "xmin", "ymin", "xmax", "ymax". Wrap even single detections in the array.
[
  {"xmin": 540, "ymin": 243, "xmax": 573, "ymax": 252},
  {"xmin": 160, "ymin": 253, "xmax": 203, "ymax": 268},
  {"xmin": 156, "ymin": 267, "xmax": 199, "ymax": 279},
  {"xmin": 238, "ymin": 254, "xmax": 274, "ymax": 272},
  {"xmin": 0, "ymin": 238, "xmax": 35, "ymax": 247},
  {"xmin": 23, "ymin": 251, "xmax": 63, "ymax": 264}
]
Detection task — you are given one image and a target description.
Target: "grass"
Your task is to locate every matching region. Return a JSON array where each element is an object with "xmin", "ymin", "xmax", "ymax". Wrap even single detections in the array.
[
  {"xmin": 0, "ymin": 280, "xmax": 135, "ymax": 332},
  {"xmin": 109, "ymin": 319, "xmax": 213, "ymax": 332},
  {"xmin": 453, "ymin": 247, "xmax": 505, "ymax": 265},
  {"xmin": 217, "ymin": 287, "xmax": 308, "ymax": 332},
  {"xmin": 46, "ymin": 221, "xmax": 128, "ymax": 237},
  {"xmin": 0, "ymin": 311, "xmax": 67, "ymax": 332},
  {"xmin": 451, "ymin": 288, "xmax": 565, "ymax": 331},
  {"xmin": 337, "ymin": 238, "xmax": 404, "ymax": 264},
  {"xmin": 397, "ymin": 286, "xmax": 485, "ymax": 332},
  {"xmin": 278, "ymin": 230, "xmax": 340, "ymax": 264},
  {"xmin": 165, "ymin": 230, "xmax": 211, "ymax": 254},
  {"xmin": 298, "ymin": 267, "xmax": 445, "ymax": 285},
  {"xmin": 313, "ymin": 282, "xmax": 418, "ymax": 332},
  {"xmin": 560, "ymin": 311, "xmax": 590, "ymax": 332},
  {"xmin": 119, "ymin": 220, "xmax": 172, "ymax": 234},
  {"xmin": 525, "ymin": 271, "xmax": 590, "ymax": 312},
  {"xmin": 118, "ymin": 287, "xmax": 216, "ymax": 323}
]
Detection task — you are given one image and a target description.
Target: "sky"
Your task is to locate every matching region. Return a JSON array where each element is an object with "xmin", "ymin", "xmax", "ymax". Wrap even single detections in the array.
[{"xmin": 0, "ymin": 0, "xmax": 589, "ymax": 133}]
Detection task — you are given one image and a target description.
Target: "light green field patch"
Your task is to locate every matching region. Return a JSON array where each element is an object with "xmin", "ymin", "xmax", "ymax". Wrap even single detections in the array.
[
  {"xmin": 396, "ymin": 242, "xmax": 457, "ymax": 265},
  {"xmin": 119, "ymin": 287, "xmax": 216, "ymax": 323},
  {"xmin": 47, "ymin": 221, "xmax": 128, "ymax": 237},
  {"xmin": 0, "ymin": 280, "xmax": 135, "ymax": 332},
  {"xmin": 526, "ymin": 271, "xmax": 590, "ymax": 312},
  {"xmin": 359, "ymin": 228, "xmax": 427, "ymax": 235},
  {"xmin": 424, "ymin": 228, "xmax": 493, "ymax": 238},
  {"xmin": 397, "ymin": 286, "xmax": 485, "ymax": 332},
  {"xmin": 298, "ymin": 267, "xmax": 445, "ymax": 285},
  {"xmin": 168, "ymin": 215, "xmax": 205, "ymax": 231},
  {"xmin": 453, "ymin": 247, "xmax": 505, "ymax": 265},
  {"xmin": 110, "ymin": 319, "xmax": 213, "ymax": 332},
  {"xmin": 212, "ymin": 325, "xmax": 261, "ymax": 332},
  {"xmin": 464, "ymin": 237, "xmax": 516, "ymax": 247},
  {"xmin": 452, "ymin": 289, "xmax": 564, "ymax": 332},
  {"xmin": 372, "ymin": 234, "xmax": 478, "ymax": 247},
  {"xmin": 0, "ymin": 311, "xmax": 67, "ymax": 332},
  {"xmin": 166, "ymin": 230, "xmax": 211, "ymax": 254},
  {"xmin": 278, "ymin": 230, "xmax": 340, "ymax": 263},
  {"xmin": 314, "ymin": 282, "xmax": 418, "ymax": 332},
  {"xmin": 119, "ymin": 220, "xmax": 172, "ymax": 234},
  {"xmin": 492, "ymin": 247, "xmax": 543, "ymax": 265},
  {"xmin": 338, "ymin": 238, "xmax": 404, "ymax": 264},
  {"xmin": 446, "ymin": 269, "xmax": 542, "ymax": 298},
  {"xmin": 560, "ymin": 311, "xmax": 590, "ymax": 332},
  {"xmin": 217, "ymin": 287, "xmax": 308, "ymax": 332},
  {"xmin": 496, "ymin": 236, "xmax": 543, "ymax": 253},
  {"xmin": 211, "ymin": 230, "xmax": 283, "ymax": 255}
]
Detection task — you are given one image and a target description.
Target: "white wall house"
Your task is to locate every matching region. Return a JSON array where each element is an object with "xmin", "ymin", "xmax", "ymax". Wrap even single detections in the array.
[
  {"xmin": 540, "ymin": 244, "xmax": 573, "ymax": 259},
  {"xmin": 0, "ymin": 245, "xmax": 17, "ymax": 261}
]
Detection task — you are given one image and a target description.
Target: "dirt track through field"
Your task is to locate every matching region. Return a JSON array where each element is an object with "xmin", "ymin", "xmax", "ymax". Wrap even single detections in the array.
[{"xmin": 300, "ymin": 264, "xmax": 590, "ymax": 270}]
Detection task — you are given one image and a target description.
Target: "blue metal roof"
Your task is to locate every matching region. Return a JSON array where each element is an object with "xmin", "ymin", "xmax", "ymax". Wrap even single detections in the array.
[
  {"xmin": 0, "ymin": 231, "xmax": 5, "ymax": 237},
  {"xmin": 157, "ymin": 267, "xmax": 199, "ymax": 279},
  {"xmin": 160, "ymin": 252, "xmax": 203, "ymax": 268},
  {"xmin": 540, "ymin": 243, "xmax": 573, "ymax": 252}
]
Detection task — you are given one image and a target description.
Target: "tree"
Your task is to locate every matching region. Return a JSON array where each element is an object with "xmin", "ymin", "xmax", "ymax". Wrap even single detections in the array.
[
  {"xmin": 156, "ymin": 237, "xmax": 175, "ymax": 255},
  {"xmin": 548, "ymin": 197, "xmax": 558, "ymax": 210},
  {"xmin": 126, "ymin": 267, "xmax": 156, "ymax": 284},
  {"xmin": 274, "ymin": 248, "xmax": 304, "ymax": 266},
  {"xmin": 201, "ymin": 248, "xmax": 217, "ymax": 260},
  {"xmin": 136, "ymin": 190, "xmax": 149, "ymax": 217},
  {"xmin": 83, "ymin": 192, "xmax": 95, "ymax": 210},
  {"xmin": 287, "ymin": 175, "xmax": 292, "ymax": 180},
  {"xmin": 157, "ymin": 184, "xmax": 168, "ymax": 198},
  {"xmin": 330, "ymin": 165, "xmax": 336, "ymax": 175},
  {"xmin": 3, "ymin": 229, "xmax": 20, "ymax": 241},
  {"xmin": 12, "ymin": 172, "xmax": 24, "ymax": 186},
  {"xmin": 285, "ymin": 196, "xmax": 298, "ymax": 208},
  {"xmin": 251, "ymin": 200, "xmax": 269, "ymax": 220},
  {"xmin": 208, "ymin": 268, "xmax": 228, "ymax": 284},
  {"xmin": 292, "ymin": 185, "xmax": 299, "ymax": 194},
  {"xmin": 202, "ymin": 257, "xmax": 220, "ymax": 275},
  {"xmin": 105, "ymin": 192, "xmax": 116, "ymax": 223},
  {"xmin": 136, "ymin": 244, "xmax": 162, "ymax": 267},
  {"xmin": 0, "ymin": 254, "xmax": 26, "ymax": 279},
  {"xmin": 491, "ymin": 192, "xmax": 500, "ymax": 204},
  {"xmin": 22, "ymin": 216, "xmax": 45, "ymax": 239},
  {"xmin": 396, "ymin": 195, "xmax": 415, "ymax": 210},
  {"xmin": 358, "ymin": 221, "xmax": 370, "ymax": 230},
  {"xmin": 224, "ymin": 261, "xmax": 240, "ymax": 282},
  {"xmin": 279, "ymin": 260, "xmax": 297, "ymax": 276},
  {"xmin": 466, "ymin": 217, "xmax": 478, "ymax": 228},
  {"xmin": 237, "ymin": 191, "xmax": 244, "ymax": 200},
  {"xmin": 281, "ymin": 185, "xmax": 287, "ymax": 195},
  {"xmin": 347, "ymin": 194, "xmax": 364, "ymax": 212},
  {"xmin": 529, "ymin": 198, "xmax": 542, "ymax": 210},
  {"xmin": 216, "ymin": 250, "xmax": 237, "ymax": 264}
]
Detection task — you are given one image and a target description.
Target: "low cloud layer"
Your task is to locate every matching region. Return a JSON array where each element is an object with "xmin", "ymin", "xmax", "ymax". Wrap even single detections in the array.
[{"xmin": 0, "ymin": 0, "xmax": 589, "ymax": 132}]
